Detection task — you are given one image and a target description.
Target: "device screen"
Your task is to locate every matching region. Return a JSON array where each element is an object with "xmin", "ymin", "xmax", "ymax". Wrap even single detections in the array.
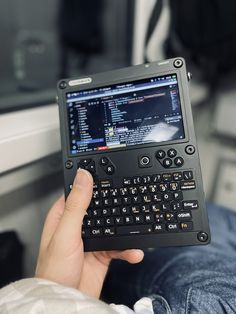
[{"xmin": 66, "ymin": 73, "xmax": 185, "ymax": 155}]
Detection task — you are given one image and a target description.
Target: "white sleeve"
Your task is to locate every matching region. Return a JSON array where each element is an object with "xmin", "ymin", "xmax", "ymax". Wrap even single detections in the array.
[{"xmin": 0, "ymin": 278, "xmax": 154, "ymax": 314}]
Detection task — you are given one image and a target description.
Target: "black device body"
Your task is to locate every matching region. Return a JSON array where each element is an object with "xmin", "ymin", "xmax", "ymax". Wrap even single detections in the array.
[{"xmin": 57, "ymin": 57, "xmax": 210, "ymax": 252}]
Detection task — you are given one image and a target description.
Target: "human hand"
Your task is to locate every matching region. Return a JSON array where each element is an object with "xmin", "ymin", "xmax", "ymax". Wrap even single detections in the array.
[{"xmin": 35, "ymin": 169, "xmax": 144, "ymax": 298}]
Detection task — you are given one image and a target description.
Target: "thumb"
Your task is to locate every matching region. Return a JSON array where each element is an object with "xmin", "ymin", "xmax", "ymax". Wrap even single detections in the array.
[{"xmin": 54, "ymin": 169, "xmax": 93, "ymax": 243}]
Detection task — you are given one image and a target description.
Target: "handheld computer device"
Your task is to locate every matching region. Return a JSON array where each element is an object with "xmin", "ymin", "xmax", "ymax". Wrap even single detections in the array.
[{"xmin": 57, "ymin": 57, "xmax": 210, "ymax": 251}]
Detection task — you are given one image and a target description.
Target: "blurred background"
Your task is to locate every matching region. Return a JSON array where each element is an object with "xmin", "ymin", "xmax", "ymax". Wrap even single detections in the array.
[{"xmin": 0, "ymin": 0, "xmax": 236, "ymax": 285}]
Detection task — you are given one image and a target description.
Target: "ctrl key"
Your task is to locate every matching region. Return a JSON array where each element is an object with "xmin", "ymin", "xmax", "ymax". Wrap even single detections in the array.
[
  {"xmin": 90, "ymin": 228, "xmax": 103, "ymax": 237},
  {"xmin": 167, "ymin": 223, "xmax": 179, "ymax": 232}
]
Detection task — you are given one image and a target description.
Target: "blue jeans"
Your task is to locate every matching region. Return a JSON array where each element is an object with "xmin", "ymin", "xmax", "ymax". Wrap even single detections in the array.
[{"xmin": 102, "ymin": 204, "xmax": 236, "ymax": 313}]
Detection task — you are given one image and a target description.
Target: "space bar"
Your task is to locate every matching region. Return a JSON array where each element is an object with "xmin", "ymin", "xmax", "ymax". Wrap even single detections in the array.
[{"xmin": 116, "ymin": 225, "xmax": 152, "ymax": 235}]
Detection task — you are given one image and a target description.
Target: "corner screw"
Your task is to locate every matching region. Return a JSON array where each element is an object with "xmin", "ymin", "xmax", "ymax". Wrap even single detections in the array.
[
  {"xmin": 174, "ymin": 59, "xmax": 183, "ymax": 68},
  {"xmin": 197, "ymin": 232, "xmax": 208, "ymax": 242},
  {"xmin": 59, "ymin": 81, "xmax": 67, "ymax": 89},
  {"xmin": 65, "ymin": 160, "xmax": 73, "ymax": 169}
]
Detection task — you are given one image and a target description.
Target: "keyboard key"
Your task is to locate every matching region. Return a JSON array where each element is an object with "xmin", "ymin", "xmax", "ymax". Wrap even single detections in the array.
[
  {"xmin": 91, "ymin": 209, "xmax": 101, "ymax": 217},
  {"xmin": 169, "ymin": 182, "xmax": 179, "ymax": 191},
  {"xmin": 116, "ymin": 225, "xmax": 152, "ymax": 235},
  {"xmin": 120, "ymin": 187, "xmax": 128, "ymax": 196},
  {"xmin": 165, "ymin": 212, "xmax": 175, "ymax": 222},
  {"xmin": 163, "ymin": 193, "xmax": 172, "ymax": 201},
  {"xmin": 151, "ymin": 204, "xmax": 162, "ymax": 212},
  {"xmin": 183, "ymin": 200, "xmax": 199, "ymax": 210},
  {"xmin": 134, "ymin": 215, "xmax": 144, "ymax": 224},
  {"xmin": 133, "ymin": 195, "xmax": 142, "ymax": 204},
  {"xmin": 180, "ymin": 180, "xmax": 196, "ymax": 190},
  {"xmin": 115, "ymin": 216, "xmax": 124, "ymax": 225},
  {"xmin": 93, "ymin": 190, "xmax": 100, "ymax": 199},
  {"xmin": 145, "ymin": 214, "xmax": 154, "ymax": 223},
  {"xmin": 123, "ymin": 178, "xmax": 132, "ymax": 185},
  {"xmin": 152, "ymin": 174, "xmax": 162, "ymax": 183},
  {"xmin": 173, "ymin": 172, "xmax": 183, "ymax": 181},
  {"xmin": 159, "ymin": 183, "xmax": 169, "ymax": 192},
  {"xmin": 171, "ymin": 201, "xmax": 182, "ymax": 211},
  {"xmin": 161, "ymin": 203, "xmax": 171, "ymax": 211},
  {"xmin": 149, "ymin": 185, "xmax": 158, "ymax": 193},
  {"xmin": 102, "ymin": 208, "xmax": 111, "ymax": 216},
  {"xmin": 177, "ymin": 211, "xmax": 192, "ymax": 221},
  {"xmin": 155, "ymin": 213, "xmax": 164, "ymax": 223},
  {"xmin": 143, "ymin": 176, "xmax": 152, "ymax": 184},
  {"xmin": 123, "ymin": 197, "xmax": 131, "ymax": 205},
  {"xmin": 139, "ymin": 186, "xmax": 148, "ymax": 194},
  {"xmin": 95, "ymin": 218, "xmax": 104, "ymax": 227},
  {"xmin": 183, "ymin": 171, "xmax": 193, "ymax": 180},
  {"xmin": 103, "ymin": 198, "xmax": 112, "ymax": 207},
  {"xmin": 100, "ymin": 179, "xmax": 112, "ymax": 188},
  {"xmin": 143, "ymin": 195, "xmax": 152, "ymax": 203},
  {"xmin": 105, "ymin": 217, "xmax": 115, "ymax": 226},
  {"xmin": 110, "ymin": 188, "xmax": 119, "ymax": 197},
  {"xmin": 101, "ymin": 189, "xmax": 109, "ymax": 198},
  {"xmin": 124, "ymin": 216, "xmax": 134, "ymax": 224},
  {"xmin": 153, "ymin": 223, "xmax": 165, "ymax": 233},
  {"xmin": 121, "ymin": 206, "xmax": 130, "ymax": 215},
  {"xmin": 180, "ymin": 221, "xmax": 193, "ymax": 231},
  {"xmin": 152, "ymin": 194, "xmax": 162, "ymax": 202},
  {"xmin": 113, "ymin": 197, "xmax": 122, "ymax": 206},
  {"xmin": 131, "ymin": 206, "xmax": 140, "ymax": 214},
  {"xmin": 162, "ymin": 173, "xmax": 172, "ymax": 182},
  {"xmin": 91, "ymin": 228, "xmax": 103, "ymax": 236},
  {"xmin": 173, "ymin": 191, "xmax": 183, "ymax": 200},
  {"xmin": 94, "ymin": 199, "xmax": 102, "ymax": 207},
  {"xmin": 141, "ymin": 205, "xmax": 150, "ymax": 213},
  {"xmin": 167, "ymin": 223, "xmax": 179, "ymax": 232},
  {"xmin": 85, "ymin": 219, "xmax": 94, "ymax": 228},
  {"xmin": 133, "ymin": 176, "xmax": 143, "ymax": 185},
  {"xmin": 129, "ymin": 187, "xmax": 138, "ymax": 195},
  {"xmin": 103, "ymin": 227, "xmax": 115, "ymax": 236},
  {"xmin": 111, "ymin": 207, "xmax": 121, "ymax": 216}
]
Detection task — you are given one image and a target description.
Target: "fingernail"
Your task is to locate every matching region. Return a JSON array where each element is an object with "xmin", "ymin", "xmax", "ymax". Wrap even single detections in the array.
[{"xmin": 73, "ymin": 168, "xmax": 92, "ymax": 188}]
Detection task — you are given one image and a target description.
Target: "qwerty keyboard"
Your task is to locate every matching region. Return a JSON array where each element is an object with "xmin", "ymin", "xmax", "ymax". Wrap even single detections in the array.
[{"xmin": 82, "ymin": 170, "xmax": 199, "ymax": 238}]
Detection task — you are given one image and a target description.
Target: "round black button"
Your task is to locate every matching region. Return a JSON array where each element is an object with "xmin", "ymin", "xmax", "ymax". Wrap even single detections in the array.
[
  {"xmin": 197, "ymin": 232, "xmax": 208, "ymax": 242},
  {"xmin": 163, "ymin": 158, "xmax": 172, "ymax": 168},
  {"xmin": 167, "ymin": 148, "xmax": 177, "ymax": 158},
  {"xmin": 156, "ymin": 150, "xmax": 166, "ymax": 159},
  {"xmin": 140, "ymin": 156, "xmax": 150, "ymax": 166},
  {"xmin": 100, "ymin": 157, "xmax": 109, "ymax": 166},
  {"xmin": 174, "ymin": 157, "xmax": 184, "ymax": 167},
  {"xmin": 65, "ymin": 160, "xmax": 73, "ymax": 169},
  {"xmin": 106, "ymin": 165, "xmax": 115, "ymax": 175},
  {"xmin": 185, "ymin": 145, "xmax": 195, "ymax": 155}
]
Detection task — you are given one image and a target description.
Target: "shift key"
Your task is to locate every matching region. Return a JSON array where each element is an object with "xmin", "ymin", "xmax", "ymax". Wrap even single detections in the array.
[{"xmin": 116, "ymin": 225, "xmax": 152, "ymax": 235}]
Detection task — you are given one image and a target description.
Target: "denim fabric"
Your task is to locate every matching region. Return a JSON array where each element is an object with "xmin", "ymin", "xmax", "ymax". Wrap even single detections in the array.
[{"xmin": 102, "ymin": 204, "xmax": 236, "ymax": 313}]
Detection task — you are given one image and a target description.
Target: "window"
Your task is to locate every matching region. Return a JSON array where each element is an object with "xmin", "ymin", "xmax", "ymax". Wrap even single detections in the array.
[{"xmin": 0, "ymin": 0, "xmax": 134, "ymax": 113}]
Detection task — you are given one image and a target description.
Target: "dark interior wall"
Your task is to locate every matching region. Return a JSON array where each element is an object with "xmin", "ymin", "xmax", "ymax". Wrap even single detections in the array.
[
  {"xmin": 0, "ymin": 0, "xmax": 133, "ymax": 97},
  {"xmin": 0, "ymin": 0, "xmax": 59, "ymax": 93}
]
